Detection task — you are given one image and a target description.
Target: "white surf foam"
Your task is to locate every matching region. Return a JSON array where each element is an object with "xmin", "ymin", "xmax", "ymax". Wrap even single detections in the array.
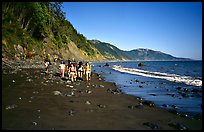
[{"xmin": 112, "ymin": 65, "xmax": 202, "ymax": 87}]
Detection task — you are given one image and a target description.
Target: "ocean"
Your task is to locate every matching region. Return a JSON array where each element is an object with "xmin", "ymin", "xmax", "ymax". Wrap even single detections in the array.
[{"xmin": 92, "ymin": 61, "xmax": 202, "ymax": 118}]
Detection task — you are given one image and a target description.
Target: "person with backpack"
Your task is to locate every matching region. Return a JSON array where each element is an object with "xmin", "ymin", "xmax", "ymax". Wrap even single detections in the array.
[
  {"xmin": 77, "ymin": 61, "xmax": 84, "ymax": 80},
  {"xmin": 69, "ymin": 63, "xmax": 77, "ymax": 82}
]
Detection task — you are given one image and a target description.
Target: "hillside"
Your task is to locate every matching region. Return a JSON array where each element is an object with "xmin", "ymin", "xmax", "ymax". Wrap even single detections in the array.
[
  {"xmin": 2, "ymin": 2, "xmax": 106, "ymax": 62},
  {"xmin": 89, "ymin": 40, "xmax": 192, "ymax": 61}
]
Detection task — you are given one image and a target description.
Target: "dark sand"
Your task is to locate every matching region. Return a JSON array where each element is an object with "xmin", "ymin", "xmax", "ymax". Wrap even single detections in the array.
[{"xmin": 2, "ymin": 66, "xmax": 202, "ymax": 130}]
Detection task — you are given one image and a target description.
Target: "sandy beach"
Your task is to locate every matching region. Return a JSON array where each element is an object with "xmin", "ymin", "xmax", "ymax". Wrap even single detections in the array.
[{"xmin": 2, "ymin": 60, "xmax": 202, "ymax": 130}]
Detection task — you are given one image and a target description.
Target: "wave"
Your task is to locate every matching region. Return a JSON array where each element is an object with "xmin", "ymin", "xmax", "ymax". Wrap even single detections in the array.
[{"xmin": 112, "ymin": 65, "xmax": 202, "ymax": 87}]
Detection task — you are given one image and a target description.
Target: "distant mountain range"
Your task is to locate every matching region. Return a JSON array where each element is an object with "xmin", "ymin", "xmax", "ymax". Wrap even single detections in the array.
[{"xmin": 89, "ymin": 40, "xmax": 192, "ymax": 61}]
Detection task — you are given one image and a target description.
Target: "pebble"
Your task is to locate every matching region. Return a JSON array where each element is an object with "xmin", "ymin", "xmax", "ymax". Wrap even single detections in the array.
[
  {"xmin": 135, "ymin": 79, "xmax": 140, "ymax": 83},
  {"xmin": 143, "ymin": 122, "xmax": 160, "ymax": 130},
  {"xmin": 66, "ymin": 91, "xmax": 75, "ymax": 97},
  {"xmin": 33, "ymin": 121, "xmax": 38, "ymax": 125},
  {"xmin": 98, "ymin": 104, "xmax": 106, "ymax": 108},
  {"xmin": 53, "ymin": 91, "xmax": 62, "ymax": 95},
  {"xmin": 99, "ymin": 85, "xmax": 104, "ymax": 88},
  {"xmin": 162, "ymin": 104, "xmax": 168, "ymax": 107},
  {"xmin": 86, "ymin": 90, "xmax": 92, "ymax": 94},
  {"xmin": 33, "ymin": 91, "xmax": 39, "ymax": 94},
  {"xmin": 168, "ymin": 122, "xmax": 188, "ymax": 130},
  {"xmin": 67, "ymin": 80, "xmax": 71, "ymax": 83},
  {"xmin": 68, "ymin": 109, "xmax": 75, "ymax": 116},
  {"xmin": 26, "ymin": 79, "xmax": 33, "ymax": 82},
  {"xmin": 5, "ymin": 104, "xmax": 17, "ymax": 110},
  {"xmin": 85, "ymin": 101, "xmax": 91, "ymax": 105}
]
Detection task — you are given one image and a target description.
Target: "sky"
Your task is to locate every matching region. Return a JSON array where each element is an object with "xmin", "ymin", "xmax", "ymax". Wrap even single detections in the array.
[{"xmin": 61, "ymin": 2, "xmax": 202, "ymax": 60}]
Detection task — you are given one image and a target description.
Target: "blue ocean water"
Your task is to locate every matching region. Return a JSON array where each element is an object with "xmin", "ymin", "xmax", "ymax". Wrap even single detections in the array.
[{"xmin": 92, "ymin": 61, "xmax": 202, "ymax": 118}]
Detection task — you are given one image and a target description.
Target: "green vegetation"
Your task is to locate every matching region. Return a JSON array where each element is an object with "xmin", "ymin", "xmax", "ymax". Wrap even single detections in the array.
[
  {"xmin": 2, "ymin": 2, "xmax": 96, "ymax": 60},
  {"xmin": 89, "ymin": 40, "xmax": 191, "ymax": 61},
  {"xmin": 90, "ymin": 40, "xmax": 129, "ymax": 60}
]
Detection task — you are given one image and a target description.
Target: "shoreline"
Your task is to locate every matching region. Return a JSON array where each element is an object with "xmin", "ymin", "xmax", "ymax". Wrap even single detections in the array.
[
  {"xmin": 91, "ymin": 59, "xmax": 201, "ymax": 63},
  {"xmin": 2, "ymin": 60, "xmax": 202, "ymax": 130}
]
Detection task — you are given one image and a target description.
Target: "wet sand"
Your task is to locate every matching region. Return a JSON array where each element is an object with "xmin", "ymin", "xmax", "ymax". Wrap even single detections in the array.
[{"xmin": 2, "ymin": 63, "xmax": 202, "ymax": 130}]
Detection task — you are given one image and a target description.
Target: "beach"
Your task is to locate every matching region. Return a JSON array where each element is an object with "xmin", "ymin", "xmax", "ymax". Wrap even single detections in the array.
[{"xmin": 2, "ymin": 59, "xmax": 202, "ymax": 130}]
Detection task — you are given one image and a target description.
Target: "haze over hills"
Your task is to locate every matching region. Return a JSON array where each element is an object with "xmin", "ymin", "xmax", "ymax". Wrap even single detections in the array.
[{"xmin": 89, "ymin": 40, "xmax": 192, "ymax": 61}]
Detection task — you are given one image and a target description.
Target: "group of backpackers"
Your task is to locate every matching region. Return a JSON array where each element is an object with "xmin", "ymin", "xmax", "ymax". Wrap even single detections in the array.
[
  {"xmin": 59, "ymin": 59, "xmax": 92, "ymax": 82},
  {"xmin": 44, "ymin": 55, "xmax": 92, "ymax": 82}
]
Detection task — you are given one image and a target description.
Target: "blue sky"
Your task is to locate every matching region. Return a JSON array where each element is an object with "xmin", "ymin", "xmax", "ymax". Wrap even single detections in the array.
[{"xmin": 62, "ymin": 2, "xmax": 202, "ymax": 60}]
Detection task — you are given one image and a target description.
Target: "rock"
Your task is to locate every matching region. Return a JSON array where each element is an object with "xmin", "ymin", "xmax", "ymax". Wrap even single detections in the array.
[
  {"xmin": 176, "ymin": 87, "xmax": 184, "ymax": 91},
  {"xmin": 171, "ymin": 105, "xmax": 179, "ymax": 109},
  {"xmin": 134, "ymin": 103, "xmax": 143, "ymax": 108},
  {"xmin": 143, "ymin": 122, "xmax": 160, "ymax": 130},
  {"xmin": 99, "ymin": 85, "xmax": 104, "ymax": 88},
  {"xmin": 98, "ymin": 104, "xmax": 106, "ymax": 108},
  {"xmin": 103, "ymin": 63, "xmax": 109, "ymax": 67},
  {"xmin": 168, "ymin": 122, "xmax": 188, "ymax": 130},
  {"xmin": 181, "ymin": 93, "xmax": 190, "ymax": 98},
  {"xmin": 33, "ymin": 121, "xmax": 38, "ymax": 126},
  {"xmin": 66, "ymin": 91, "xmax": 75, "ymax": 97},
  {"xmin": 149, "ymin": 93, "xmax": 156, "ymax": 96},
  {"xmin": 191, "ymin": 88, "xmax": 200, "ymax": 93},
  {"xmin": 162, "ymin": 104, "xmax": 168, "ymax": 107},
  {"xmin": 53, "ymin": 91, "xmax": 62, "ymax": 95},
  {"xmin": 135, "ymin": 79, "xmax": 140, "ymax": 83},
  {"xmin": 66, "ymin": 85, "xmax": 74, "ymax": 88},
  {"xmin": 26, "ymin": 78, "xmax": 33, "ymax": 82},
  {"xmin": 33, "ymin": 91, "xmax": 39, "ymax": 94},
  {"xmin": 5, "ymin": 104, "xmax": 18, "ymax": 110},
  {"xmin": 183, "ymin": 88, "xmax": 190, "ymax": 92},
  {"xmin": 142, "ymin": 100, "xmax": 155, "ymax": 107},
  {"xmin": 138, "ymin": 63, "xmax": 145, "ymax": 67},
  {"xmin": 86, "ymin": 90, "xmax": 92, "ymax": 94},
  {"xmin": 128, "ymin": 105, "xmax": 134, "ymax": 109},
  {"xmin": 171, "ymin": 94, "xmax": 176, "ymax": 98},
  {"xmin": 85, "ymin": 101, "xmax": 91, "ymax": 105},
  {"xmin": 68, "ymin": 109, "xmax": 75, "ymax": 116}
]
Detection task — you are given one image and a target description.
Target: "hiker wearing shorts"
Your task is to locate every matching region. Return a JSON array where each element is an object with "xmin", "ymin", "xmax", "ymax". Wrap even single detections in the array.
[
  {"xmin": 69, "ymin": 63, "xmax": 77, "ymax": 82},
  {"xmin": 59, "ymin": 60, "xmax": 66, "ymax": 78},
  {"xmin": 77, "ymin": 61, "xmax": 84, "ymax": 79},
  {"xmin": 84, "ymin": 62, "xmax": 91, "ymax": 81}
]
